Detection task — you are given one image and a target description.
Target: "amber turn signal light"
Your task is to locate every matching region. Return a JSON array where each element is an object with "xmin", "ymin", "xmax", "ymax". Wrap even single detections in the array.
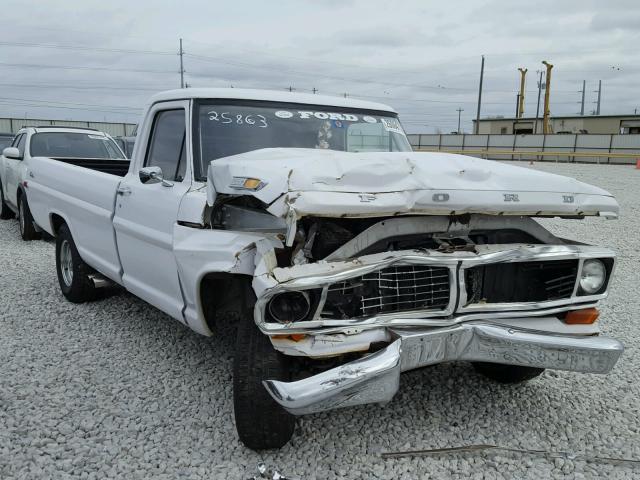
[{"xmin": 565, "ymin": 308, "xmax": 599, "ymax": 324}]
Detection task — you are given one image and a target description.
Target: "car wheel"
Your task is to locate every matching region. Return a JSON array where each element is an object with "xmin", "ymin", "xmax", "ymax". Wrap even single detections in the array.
[
  {"xmin": 233, "ymin": 305, "xmax": 295, "ymax": 450},
  {"xmin": 55, "ymin": 224, "xmax": 97, "ymax": 303},
  {"xmin": 472, "ymin": 362, "xmax": 545, "ymax": 384},
  {"xmin": 0, "ymin": 183, "xmax": 14, "ymax": 220},
  {"xmin": 18, "ymin": 194, "xmax": 41, "ymax": 241}
]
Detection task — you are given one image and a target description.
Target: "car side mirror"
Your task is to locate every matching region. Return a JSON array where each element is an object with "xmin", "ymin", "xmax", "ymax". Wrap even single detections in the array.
[
  {"xmin": 3, "ymin": 147, "xmax": 21, "ymax": 160},
  {"xmin": 139, "ymin": 166, "xmax": 173, "ymax": 187}
]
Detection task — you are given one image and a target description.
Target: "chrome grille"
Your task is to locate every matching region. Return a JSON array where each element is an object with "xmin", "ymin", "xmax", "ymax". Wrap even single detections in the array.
[{"xmin": 322, "ymin": 265, "xmax": 451, "ymax": 319}]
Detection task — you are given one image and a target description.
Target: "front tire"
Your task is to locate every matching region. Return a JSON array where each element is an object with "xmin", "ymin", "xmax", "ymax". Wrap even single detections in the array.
[
  {"xmin": 233, "ymin": 308, "xmax": 295, "ymax": 450},
  {"xmin": 0, "ymin": 183, "xmax": 14, "ymax": 220},
  {"xmin": 18, "ymin": 194, "xmax": 41, "ymax": 241},
  {"xmin": 473, "ymin": 362, "xmax": 545, "ymax": 384},
  {"xmin": 55, "ymin": 224, "xmax": 97, "ymax": 303}
]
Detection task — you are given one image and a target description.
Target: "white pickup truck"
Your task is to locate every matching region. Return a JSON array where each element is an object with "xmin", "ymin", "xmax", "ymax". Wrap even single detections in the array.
[
  {"xmin": 25, "ymin": 88, "xmax": 623, "ymax": 450},
  {"xmin": 0, "ymin": 126, "xmax": 126, "ymax": 240}
]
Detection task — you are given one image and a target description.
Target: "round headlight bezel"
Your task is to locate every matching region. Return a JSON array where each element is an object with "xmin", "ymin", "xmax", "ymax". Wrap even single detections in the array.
[
  {"xmin": 267, "ymin": 291, "xmax": 311, "ymax": 323},
  {"xmin": 579, "ymin": 259, "xmax": 607, "ymax": 295}
]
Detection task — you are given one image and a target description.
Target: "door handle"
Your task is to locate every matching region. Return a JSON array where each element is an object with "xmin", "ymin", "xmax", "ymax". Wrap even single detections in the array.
[
  {"xmin": 117, "ymin": 186, "xmax": 132, "ymax": 196},
  {"xmin": 29, "ymin": 171, "xmax": 34, "ymax": 178}
]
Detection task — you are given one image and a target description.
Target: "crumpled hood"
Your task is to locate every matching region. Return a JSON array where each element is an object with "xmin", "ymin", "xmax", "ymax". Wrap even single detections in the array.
[{"xmin": 207, "ymin": 148, "xmax": 619, "ymax": 219}]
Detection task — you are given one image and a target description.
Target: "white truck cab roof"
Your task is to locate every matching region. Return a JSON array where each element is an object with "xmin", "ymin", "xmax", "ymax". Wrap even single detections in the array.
[{"xmin": 148, "ymin": 88, "xmax": 396, "ymax": 113}]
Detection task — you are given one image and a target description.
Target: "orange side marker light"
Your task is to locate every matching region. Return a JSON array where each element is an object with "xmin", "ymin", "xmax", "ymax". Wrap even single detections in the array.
[{"xmin": 565, "ymin": 308, "xmax": 599, "ymax": 325}]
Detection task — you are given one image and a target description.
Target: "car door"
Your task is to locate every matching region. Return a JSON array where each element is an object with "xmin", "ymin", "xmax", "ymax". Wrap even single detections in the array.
[
  {"xmin": 113, "ymin": 102, "xmax": 192, "ymax": 321},
  {"xmin": 5, "ymin": 133, "xmax": 26, "ymax": 208}
]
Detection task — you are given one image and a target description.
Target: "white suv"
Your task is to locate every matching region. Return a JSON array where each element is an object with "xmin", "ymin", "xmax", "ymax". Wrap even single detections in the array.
[{"xmin": 0, "ymin": 127, "xmax": 125, "ymax": 240}]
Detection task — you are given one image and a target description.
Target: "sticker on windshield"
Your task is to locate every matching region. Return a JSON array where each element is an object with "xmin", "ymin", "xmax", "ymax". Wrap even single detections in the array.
[
  {"xmin": 296, "ymin": 111, "xmax": 359, "ymax": 122},
  {"xmin": 362, "ymin": 116, "xmax": 377, "ymax": 124},
  {"xmin": 88, "ymin": 135, "xmax": 105, "ymax": 139},
  {"xmin": 275, "ymin": 110, "xmax": 293, "ymax": 118},
  {"xmin": 381, "ymin": 118, "xmax": 403, "ymax": 134},
  {"xmin": 207, "ymin": 110, "xmax": 268, "ymax": 128},
  {"xmin": 332, "ymin": 120, "xmax": 344, "ymax": 128}
]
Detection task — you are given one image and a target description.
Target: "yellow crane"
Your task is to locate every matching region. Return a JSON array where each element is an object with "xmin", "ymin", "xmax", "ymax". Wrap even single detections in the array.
[
  {"xmin": 518, "ymin": 68, "xmax": 527, "ymax": 118},
  {"xmin": 542, "ymin": 61, "xmax": 553, "ymax": 134}
]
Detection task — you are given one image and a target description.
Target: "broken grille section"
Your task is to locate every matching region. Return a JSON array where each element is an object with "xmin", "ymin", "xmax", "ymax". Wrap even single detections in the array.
[
  {"xmin": 322, "ymin": 265, "xmax": 451, "ymax": 319},
  {"xmin": 464, "ymin": 259, "xmax": 579, "ymax": 304}
]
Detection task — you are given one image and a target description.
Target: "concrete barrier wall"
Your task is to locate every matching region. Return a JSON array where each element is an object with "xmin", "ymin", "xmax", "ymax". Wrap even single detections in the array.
[{"xmin": 409, "ymin": 133, "xmax": 640, "ymax": 164}]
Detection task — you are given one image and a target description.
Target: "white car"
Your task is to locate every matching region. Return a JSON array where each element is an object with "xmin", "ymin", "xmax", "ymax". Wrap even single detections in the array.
[
  {"xmin": 24, "ymin": 88, "xmax": 623, "ymax": 450},
  {"xmin": 0, "ymin": 126, "xmax": 126, "ymax": 240}
]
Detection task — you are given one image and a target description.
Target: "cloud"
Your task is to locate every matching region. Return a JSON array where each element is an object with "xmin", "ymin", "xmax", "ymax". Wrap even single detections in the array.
[{"xmin": 0, "ymin": 0, "xmax": 636, "ymax": 133}]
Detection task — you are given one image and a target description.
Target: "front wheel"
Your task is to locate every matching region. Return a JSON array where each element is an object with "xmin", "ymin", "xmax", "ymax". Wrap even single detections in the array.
[
  {"xmin": 18, "ymin": 194, "xmax": 41, "ymax": 241},
  {"xmin": 233, "ymin": 309, "xmax": 295, "ymax": 450},
  {"xmin": 55, "ymin": 224, "xmax": 97, "ymax": 303},
  {"xmin": 472, "ymin": 362, "xmax": 545, "ymax": 384}
]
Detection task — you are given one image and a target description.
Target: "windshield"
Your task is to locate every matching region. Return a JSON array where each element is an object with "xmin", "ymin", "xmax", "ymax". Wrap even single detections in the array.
[
  {"xmin": 195, "ymin": 102, "xmax": 411, "ymax": 180},
  {"xmin": 30, "ymin": 132, "xmax": 126, "ymax": 159}
]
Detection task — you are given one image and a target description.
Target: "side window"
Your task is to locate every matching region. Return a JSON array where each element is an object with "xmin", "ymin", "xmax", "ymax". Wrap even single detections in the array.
[
  {"xmin": 16, "ymin": 134, "xmax": 26, "ymax": 158},
  {"xmin": 10, "ymin": 134, "xmax": 21, "ymax": 147},
  {"xmin": 144, "ymin": 109, "xmax": 186, "ymax": 182}
]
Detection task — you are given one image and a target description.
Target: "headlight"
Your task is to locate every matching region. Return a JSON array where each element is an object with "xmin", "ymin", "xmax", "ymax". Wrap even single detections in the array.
[
  {"xmin": 268, "ymin": 291, "xmax": 311, "ymax": 323},
  {"xmin": 579, "ymin": 259, "xmax": 606, "ymax": 294}
]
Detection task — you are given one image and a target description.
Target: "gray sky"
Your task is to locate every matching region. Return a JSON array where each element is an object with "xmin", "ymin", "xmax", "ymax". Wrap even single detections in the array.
[{"xmin": 1, "ymin": 0, "xmax": 638, "ymax": 133}]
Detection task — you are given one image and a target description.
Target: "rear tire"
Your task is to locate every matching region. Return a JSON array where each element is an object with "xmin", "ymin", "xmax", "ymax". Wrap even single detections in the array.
[
  {"xmin": 55, "ymin": 224, "xmax": 97, "ymax": 303},
  {"xmin": 233, "ymin": 307, "xmax": 295, "ymax": 450},
  {"xmin": 18, "ymin": 194, "xmax": 41, "ymax": 241},
  {"xmin": 0, "ymin": 183, "xmax": 14, "ymax": 220},
  {"xmin": 473, "ymin": 362, "xmax": 544, "ymax": 384}
]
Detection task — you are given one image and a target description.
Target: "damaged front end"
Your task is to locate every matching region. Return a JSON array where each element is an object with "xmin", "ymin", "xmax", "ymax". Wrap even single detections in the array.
[
  {"xmin": 247, "ymin": 214, "xmax": 622, "ymax": 415},
  {"xmin": 205, "ymin": 150, "xmax": 623, "ymax": 415}
]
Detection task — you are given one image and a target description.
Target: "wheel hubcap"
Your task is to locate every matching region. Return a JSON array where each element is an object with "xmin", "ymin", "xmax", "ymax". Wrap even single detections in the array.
[{"xmin": 60, "ymin": 240, "xmax": 73, "ymax": 286}]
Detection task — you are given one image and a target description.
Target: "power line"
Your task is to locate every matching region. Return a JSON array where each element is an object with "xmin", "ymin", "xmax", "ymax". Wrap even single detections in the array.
[
  {"xmin": 0, "ymin": 61, "xmax": 176, "ymax": 75},
  {"xmin": 0, "ymin": 41, "xmax": 174, "ymax": 56}
]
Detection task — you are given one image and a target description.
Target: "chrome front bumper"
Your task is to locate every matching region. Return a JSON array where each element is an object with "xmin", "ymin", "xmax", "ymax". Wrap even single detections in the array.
[{"xmin": 263, "ymin": 322, "xmax": 623, "ymax": 415}]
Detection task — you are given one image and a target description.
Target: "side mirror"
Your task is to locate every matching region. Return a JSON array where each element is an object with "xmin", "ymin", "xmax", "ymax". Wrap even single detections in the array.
[
  {"xmin": 139, "ymin": 166, "xmax": 173, "ymax": 187},
  {"xmin": 3, "ymin": 147, "xmax": 21, "ymax": 160}
]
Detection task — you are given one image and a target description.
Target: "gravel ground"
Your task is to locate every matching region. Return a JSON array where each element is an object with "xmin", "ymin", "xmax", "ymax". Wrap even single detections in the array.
[{"xmin": 1, "ymin": 161, "xmax": 639, "ymax": 479}]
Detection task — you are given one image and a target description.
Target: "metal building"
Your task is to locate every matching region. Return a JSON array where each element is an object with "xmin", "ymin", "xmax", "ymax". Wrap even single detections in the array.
[{"xmin": 474, "ymin": 114, "xmax": 640, "ymax": 135}]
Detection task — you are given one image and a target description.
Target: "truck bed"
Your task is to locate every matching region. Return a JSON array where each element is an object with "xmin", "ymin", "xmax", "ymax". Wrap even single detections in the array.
[
  {"xmin": 27, "ymin": 156, "xmax": 126, "ymax": 282},
  {"xmin": 48, "ymin": 157, "xmax": 130, "ymax": 177}
]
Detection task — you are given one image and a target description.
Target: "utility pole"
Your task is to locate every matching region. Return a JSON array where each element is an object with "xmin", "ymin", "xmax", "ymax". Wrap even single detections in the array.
[
  {"xmin": 542, "ymin": 60, "xmax": 553, "ymax": 134},
  {"xmin": 580, "ymin": 80, "xmax": 586, "ymax": 116},
  {"xmin": 179, "ymin": 38, "xmax": 185, "ymax": 89},
  {"xmin": 517, "ymin": 68, "xmax": 527, "ymax": 118},
  {"xmin": 474, "ymin": 55, "xmax": 485, "ymax": 134},
  {"xmin": 456, "ymin": 108, "xmax": 464, "ymax": 134},
  {"xmin": 515, "ymin": 94, "xmax": 520, "ymax": 117},
  {"xmin": 534, "ymin": 70, "xmax": 543, "ymax": 134},
  {"xmin": 594, "ymin": 80, "xmax": 602, "ymax": 115}
]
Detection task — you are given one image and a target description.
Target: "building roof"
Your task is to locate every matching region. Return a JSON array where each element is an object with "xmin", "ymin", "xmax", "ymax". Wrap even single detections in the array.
[
  {"xmin": 475, "ymin": 114, "xmax": 640, "ymax": 122},
  {"xmin": 148, "ymin": 88, "xmax": 396, "ymax": 113}
]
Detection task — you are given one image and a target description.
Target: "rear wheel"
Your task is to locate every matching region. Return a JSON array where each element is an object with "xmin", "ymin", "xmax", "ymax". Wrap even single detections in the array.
[
  {"xmin": 233, "ymin": 306, "xmax": 295, "ymax": 450},
  {"xmin": 473, "ymin": 362, "xmax": 544, "ymax": 384},
  {"xmin": 18, "ymin": 194, "xmax": 41, "ymax": 241},
  {"xmin": 0, "ymin": 183, "xmax": 14, "ymax": 220},
  {"xmin": 55, "ymin": 224, "xmax": 97, "ymax": 303}
]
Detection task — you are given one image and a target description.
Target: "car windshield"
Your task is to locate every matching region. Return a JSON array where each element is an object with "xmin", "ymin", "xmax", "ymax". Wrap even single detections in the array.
[
  {"xmin": 195, "ymin": 102, "xmax": 411, "ymax": 181},
  {"xmin": 30, "ymin": 132, "xmax": 125, "ymax": 159}
]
